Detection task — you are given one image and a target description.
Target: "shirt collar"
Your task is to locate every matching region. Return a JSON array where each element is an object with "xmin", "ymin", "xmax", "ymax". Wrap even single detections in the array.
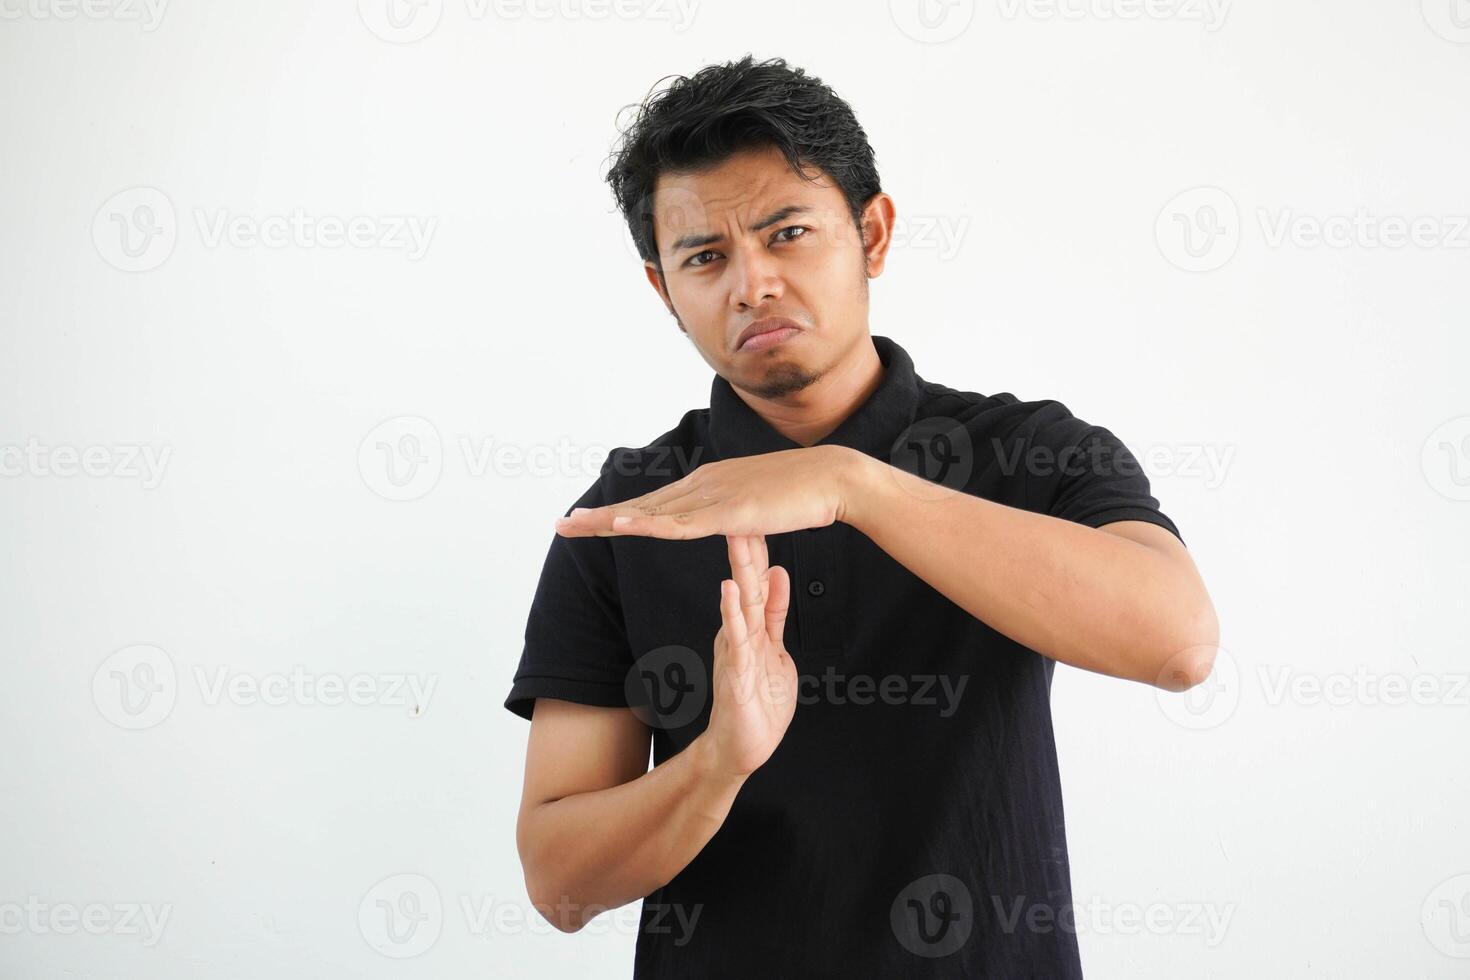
[{"xmin": 706, "ymin": 334, "xmax": 924, "ymax": 461}]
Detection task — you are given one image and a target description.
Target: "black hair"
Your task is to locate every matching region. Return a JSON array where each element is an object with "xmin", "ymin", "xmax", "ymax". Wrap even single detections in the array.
[{"xmin": 603, "ymin": 54, "xmax": 882, "ymax": 273}]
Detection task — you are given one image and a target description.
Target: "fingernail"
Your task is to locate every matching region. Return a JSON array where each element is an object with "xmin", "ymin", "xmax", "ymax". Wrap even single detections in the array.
[{"xmin": 569, "ymin": 508, "xmax": 589, "ymax": 516}]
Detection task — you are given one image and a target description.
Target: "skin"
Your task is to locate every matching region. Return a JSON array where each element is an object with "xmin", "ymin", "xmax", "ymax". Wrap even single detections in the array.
[
  {"xmin": 517, "ymin": 141, "xmax": 1220, "ymax": 932},
  {"xmin": 560, "ymin": 139, "xmax": 1219, "ymax": 694},
  {"xmin": 639, "ymin": 142, "xmax": 895, "ymax": 445}
]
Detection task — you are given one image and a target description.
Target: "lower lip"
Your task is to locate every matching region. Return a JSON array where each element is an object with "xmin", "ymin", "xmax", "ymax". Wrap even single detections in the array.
[{"xmin": 738, "ymin": 326, "xmax": 800, "ymax": 352}]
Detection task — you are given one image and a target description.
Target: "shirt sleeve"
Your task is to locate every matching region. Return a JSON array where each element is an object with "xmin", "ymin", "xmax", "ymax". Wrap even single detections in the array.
[
  {"xmin": 503, "ymin": 461, "xmax": 636, "ymax": 722},
  {"xmin": 1023, "ymin": 401, "xmax": 1186, "ymax": 545}
]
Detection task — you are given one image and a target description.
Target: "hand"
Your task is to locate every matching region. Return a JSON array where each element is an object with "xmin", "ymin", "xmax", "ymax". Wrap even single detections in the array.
[
  {"xmin": 698, "ymin": 534, "xmax": 798, "ymax": 779},
  {"xmin": 553, "ymin": 445, "xmax": 864, "ymax": 540}
]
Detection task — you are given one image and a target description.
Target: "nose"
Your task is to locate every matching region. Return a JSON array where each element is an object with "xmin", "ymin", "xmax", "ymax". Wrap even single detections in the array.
[{"xmin": 727, "ymin": 243, "xmax": 784, "ymax": 311}]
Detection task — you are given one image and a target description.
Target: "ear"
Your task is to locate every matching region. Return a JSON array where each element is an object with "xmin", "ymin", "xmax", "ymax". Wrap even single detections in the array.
[
  {"xmin": 858, "ymin": 192, "xmax": 897, "ymax": 279},
  {"xmin": 644, "ymin": 261, "xmax": 685, "ymax": 333}
]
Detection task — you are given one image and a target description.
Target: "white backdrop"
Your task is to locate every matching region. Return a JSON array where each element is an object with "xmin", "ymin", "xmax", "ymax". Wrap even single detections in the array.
[{"xmin": 3, "ymin": 1, "xmax": 1468, "ymax": 977}]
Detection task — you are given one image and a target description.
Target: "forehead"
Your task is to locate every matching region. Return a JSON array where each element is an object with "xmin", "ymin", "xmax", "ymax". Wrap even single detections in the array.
[{"xmin": 649, "ymin": 144, "xmax": 843, "ymax": 244}]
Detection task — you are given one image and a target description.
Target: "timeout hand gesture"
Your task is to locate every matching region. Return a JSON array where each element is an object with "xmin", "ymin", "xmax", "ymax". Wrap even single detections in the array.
[{"xmin": 702, "ymin": 533, "xmax": 799, "ymax": 779}]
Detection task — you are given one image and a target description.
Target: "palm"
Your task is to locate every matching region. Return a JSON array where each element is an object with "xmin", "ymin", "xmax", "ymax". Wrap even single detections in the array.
[{"xmin": 705, "ymin": 534, "xmax": 798, "ymax": 778}]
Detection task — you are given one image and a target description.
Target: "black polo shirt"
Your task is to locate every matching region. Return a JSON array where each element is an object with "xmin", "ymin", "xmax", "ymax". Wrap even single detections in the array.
[{"xmin": 504, "ymin": 334, "xmax": 1182, "ymax": 978}]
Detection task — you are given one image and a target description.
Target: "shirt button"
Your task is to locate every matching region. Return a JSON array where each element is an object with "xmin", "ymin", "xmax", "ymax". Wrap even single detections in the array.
[{"xmin": 807, "ymin": 579, "xmax": 826, "ymax": 597}]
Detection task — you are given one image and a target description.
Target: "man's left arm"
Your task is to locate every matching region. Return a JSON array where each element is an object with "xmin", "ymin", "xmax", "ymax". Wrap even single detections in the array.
[{"xmin": 835, "ymin": 449, "xmax": 1219, "ymax": 691}]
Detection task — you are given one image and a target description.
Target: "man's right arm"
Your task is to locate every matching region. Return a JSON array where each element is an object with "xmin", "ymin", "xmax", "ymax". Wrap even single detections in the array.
[
  {"xmin": 516, "ymin": 533, "xmax": 797, "ymax": 932},
  {"xmin": 515, "ymin": 698, "xmax": 748, "ymax": 933}
]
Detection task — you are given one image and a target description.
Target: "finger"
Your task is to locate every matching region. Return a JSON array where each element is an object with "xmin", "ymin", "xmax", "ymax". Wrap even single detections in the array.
[
  {"xmin": 728, "ymin": 534, "xmax": 767, "ymax": 639},
  {"xmin": 751, "ymin": 534, "xmax": 769, "ymax": 579},
  {"xmin": 603, "ymin": 507, "xmax": 718, "ymax": 539},
  {"xmin": 718, "ymin": 578, "xmax": 751, "ymax": 675},
  {"xmin": 764, "ymin": 564, "xmax": 791, "ymax": 644},
  {"xmin": 552, "ymin": 481, "xmax": 703, "ymax": 535}
]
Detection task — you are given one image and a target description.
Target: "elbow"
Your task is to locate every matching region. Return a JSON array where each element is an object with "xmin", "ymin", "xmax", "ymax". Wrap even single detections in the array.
[
  {"xmin": 519, "ymin": 815, "xmax": 585, "ymax": 934},
  {"xmin": 1152, "ymin": 598, "xmax": 1221, "ymax": 692},
  {"xmin": 524, "ymin": 870, "xmax": 587, "ymax": 934}
]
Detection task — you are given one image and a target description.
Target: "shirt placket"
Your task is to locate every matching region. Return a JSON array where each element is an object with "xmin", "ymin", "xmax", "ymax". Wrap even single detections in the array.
[{"xmin": 791, "ymin": 525, "xmax": 845, "ymax": 667}]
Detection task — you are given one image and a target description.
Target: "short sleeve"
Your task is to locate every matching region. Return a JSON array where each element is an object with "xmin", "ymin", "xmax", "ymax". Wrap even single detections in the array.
[
  {"xmin": 503, "ymin": 464, "xmax": 636, "ymax": 722},
  {"xmin": 1025, "ymin": 403, "xmax": 1185, "ymax": 546}
]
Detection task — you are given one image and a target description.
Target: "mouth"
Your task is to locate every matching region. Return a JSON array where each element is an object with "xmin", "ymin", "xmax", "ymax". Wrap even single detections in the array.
[{"xmin": 735, "ymin": 316, "xmax": 803, "ymax": 352}]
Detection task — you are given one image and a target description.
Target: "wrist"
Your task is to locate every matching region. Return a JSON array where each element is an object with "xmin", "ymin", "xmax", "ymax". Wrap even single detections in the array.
[
  {"xmin": 688, "ymin": 732, "xmax": 751, "ymax": 790},
  {"xmin": 831, "ymin": 445, "xmax": 880, "ymax": 530}
]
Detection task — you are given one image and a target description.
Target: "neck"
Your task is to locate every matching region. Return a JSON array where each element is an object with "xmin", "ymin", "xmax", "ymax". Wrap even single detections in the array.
[{"xmin": 734, "ymin": 334, "xmax": 884, "ymax": 448}]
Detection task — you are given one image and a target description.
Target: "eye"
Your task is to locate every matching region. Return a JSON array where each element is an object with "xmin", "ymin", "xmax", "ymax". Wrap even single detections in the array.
[{"xmin": 685, "ymin": 226, "xmax": 809, "ymax": 268}]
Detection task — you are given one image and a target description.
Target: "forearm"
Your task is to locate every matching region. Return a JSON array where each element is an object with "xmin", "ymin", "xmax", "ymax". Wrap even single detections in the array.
[
  {"xmin": 838, "ymin": 451, "xmax": 1217, "ymax": 687},
  {"xmin": 521, "ymin": 733, "xmax": 746, "ymax": 931}
]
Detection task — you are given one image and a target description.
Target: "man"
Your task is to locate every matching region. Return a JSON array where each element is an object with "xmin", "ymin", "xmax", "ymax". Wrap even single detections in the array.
[{"xmin": 504, "ymin": 54, "xmax": 1218, "ymax": 978}]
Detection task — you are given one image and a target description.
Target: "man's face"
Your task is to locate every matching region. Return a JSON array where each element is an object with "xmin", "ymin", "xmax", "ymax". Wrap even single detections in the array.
[{"xmin": 643, "ymin": 143, "xmax": 894, "ymax": 400}]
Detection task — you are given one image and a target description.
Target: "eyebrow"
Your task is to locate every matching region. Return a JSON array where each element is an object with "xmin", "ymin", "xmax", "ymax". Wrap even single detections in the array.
[{"xmin": 668, "ymin": 204, "xmax": 813, "ymax": 254}]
